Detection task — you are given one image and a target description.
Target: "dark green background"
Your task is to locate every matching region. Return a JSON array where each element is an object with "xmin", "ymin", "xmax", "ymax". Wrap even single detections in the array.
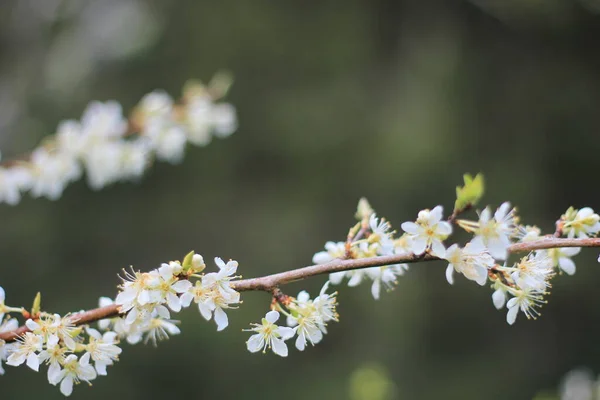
[{"xmin": 1, "ymin": 1, "xmax": 600, "ymax": 399}]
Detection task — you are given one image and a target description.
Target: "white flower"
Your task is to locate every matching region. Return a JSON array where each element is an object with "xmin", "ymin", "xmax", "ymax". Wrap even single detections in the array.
[
  {"xmin": 510, "ymin": 252, "xmax": 554, "ymax": 291},
  {"xmin": 26, "ymin": 314, "xmax": 78, "ymax": 351},
  {"xmin": 141, "ymin": 318, "xmax": 181, "ymax": 346},
  {"xmin": 116, "ymin": 269, "xmax": 162, "ymax": 313},
  {"xmin": 287, "ymin": 292, "xmax": 323, "ymax": 351},
  {"xmin": 0, "ymin": 318, "xmax": 19, "ymax": 375},
  {"xmin": 460, "ymin": 202, "xmax": 516, "ymax": 260},
  {"xmin": 211, "ymin": 103, "xmax": 237, "ymax": 138},
  {"xmin": 562, "ymin": 207, "xmax": 600, "ymax": 238},
  {"xmin": 52, "ymin": 354, "xmax": 97, "ymax": 397},
  {"xmin": 6, "ymin": 332, "xmax": 43, "ymax": 371},
  {"xmin": 313, "ymin": 241, "xmax": 346, "ymax": 265},
  {"xmin": 369, "ymin": 214, "xmax": 394, "ymax": 255},
  {"xmin": 401, "ymin": 205, "xmax": 452, "ymax": 258},
  {"xmin": 29, "ymin": 148, "xmax": 81, "ymax": 200},
  {"xmin": 119, "ymin": 140, "xmax": 150, "ymax": 181},
  {"xmin": 0, "ymin": 286, "xmax": 6, "ymax": 321},
  {"xmin": 79, "ymin": 101, "xmax": 128, "ymax": 139},
  {"xmin": 96, "ymin": 298, "xmax": 130, "ymax": 336},
  {"xmin": 546, "ymin": 247, "xmax": 580, "ymax": 275},
  {"xmin": 56, "ymin": 120, "xmax": 85, "ymax": 155},
  {"xmin": 312, "ymin": 281, "xmax": 339, "ymax": 327},
  {"xmin": 82, "ymin": 142, "xmax": 125, "ymax": 189},
  {"xmin": 505, "ymin": 288, "xmax": 546, "ymax": 325},
  {"xmin": 444, "ymin": 238, "xmax": 495, "ymax": 286},
  {"xmin": 137, "ymin": 91, "xmax": 173, "ymax": 118},
  {"xmin": 246, "ymin": 311, "xmax": 295, "ymax": 357},
  {"xmin": 196, "ymin": 258, "xmax": 241, "ymax": 331},
  {"xmin": 38, "ymin": 335, "xmax": 68, "ymax": 384},
  {"xmin": 515, "ymin": 225, "xmax": 541, "ymax": 242},
  {"xmin": 185, "ymin": 96, "xmax": 213, "ymax": 146},
  {"xmin": 365, "ymin": 265, "xmax": 408, "ymax": 299},
  {"xmin": 492, "ymin": 288, "xmax": 506, "ymax": 310},
  {"xmin": 180, "ymin": 280, "xmax": 216, "ymax": 321},
  {"xmin": 0, "ymin": 166, "xmax": 33, "ymax": 205},
  {"xmin": 80, "ymin": 329, "xmax": 121, "ymax": 375},
  {"xmin": 148, "ymin": 126, "xmax": 188, "ymax": 164},
  {"xmin": 155, "ymin": 265, "xmax": 192, "ymax": 313}
]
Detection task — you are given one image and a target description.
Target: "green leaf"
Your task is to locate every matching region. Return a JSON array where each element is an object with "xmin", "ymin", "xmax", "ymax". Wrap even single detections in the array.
[
  {"xmin": 181, "ymin": 250, "xmax": 195, "ymax": 271},
  {"xmin": 31, "ymin": 292, "xmax": 41, "ymax": 316},
  {"xmin": 355, "ymin": 197, "xmax": 374, "ymax": 221},
  {"xmin": 454, "ymin": 173, "xmax": 484, "ymax": 213}
]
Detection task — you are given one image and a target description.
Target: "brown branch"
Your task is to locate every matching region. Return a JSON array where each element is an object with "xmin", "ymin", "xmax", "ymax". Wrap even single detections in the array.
[{"xmin": 2, "ymin": 237, "xmax": 599, "ymax": 342}]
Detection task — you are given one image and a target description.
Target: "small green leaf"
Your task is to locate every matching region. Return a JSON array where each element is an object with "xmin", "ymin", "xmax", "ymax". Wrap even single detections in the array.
[
  {"xmin": 355, "ymin": 198, "xmax": 374, "ymax": 221},
  {"xmin": 182, "ymin": 250, "xmax": 195, "ymax": 271},
  {"xmin": 454, "ymin": 173, "xmax": 485, "ymax": 213},
  {"xmin": 31, "ymin": 292, "xmax": 42, "ymax": 316}
]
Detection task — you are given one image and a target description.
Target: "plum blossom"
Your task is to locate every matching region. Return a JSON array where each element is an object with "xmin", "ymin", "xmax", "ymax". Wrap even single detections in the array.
[
  {"xmin": 444, "ymin": 238, "xmax": 495, "ymax": 286},
  {"xmin": 401, "ymin": 205, "xmax": 452, "ymax": 258},
  {"xmin": 246, "ymin": 311, "xmax": 295, "ymax": 357}
]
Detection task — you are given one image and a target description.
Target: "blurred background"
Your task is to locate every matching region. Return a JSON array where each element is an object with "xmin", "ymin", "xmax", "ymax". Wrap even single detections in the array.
[{"xmin": 2, "ymin": 0, "xmax": 600, "ymax": 399}]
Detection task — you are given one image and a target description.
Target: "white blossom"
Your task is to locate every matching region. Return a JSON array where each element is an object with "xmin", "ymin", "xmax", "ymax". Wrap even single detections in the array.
[
  {"xmin": 401, "ymin": 205, "xmax": 452, "ymax": 258},
  {"xmin": 195, "ymin": 258, "xmax": 241, "ymax": 331},
  {"xmin": 492, "ymin": 288, "xmax": 506, "ymax": 310},
  {"xmin": 505, "ymin": 287, "xmax": 546, "ymax": 325},
  {"xmin": 139, "ymin": 317, "xmax": 181, "ymax": 347},
  {"xmin": 38, "ymin": 335, "xmax": 68, "ymax": 384},
  {"xmin": 0, "ymin": 318, "xmax": 18, "ymax": 375},
  {"xmin": 369, "ymin": 214, "xmax": 394, "ymax": 254},
  {"xmin": 0, "ymin": 80, "xmax": 237, "ymax": 205},
  {"xmin": 365, "ymin": 265, "xmax": 408, "ymax": 299},
  {"xmin": 562, "ymin": 207, "xmax": 600, "ymax": 238},
  {"xmin": 29, "ymin": 148, "xmax": 81, "ymax": 200},
  {"xmin": 51, "ymin": 354, "xmax": 97, "ymax": 397},
  {"xmin": 546, "ymin": 247, "xmax": 581, "ymax": 275},
  {"xmin": 0, "ymin": 286, "xmax": 6, "ymax": 322},
  {"xmin": 246, "ymin": 311, "xmax": 295, "ymax": 357},
  {"xmin": 80, "ymin": 329, "xmax": 121, "ymax": 375},
  {"xmin": 458, "ymin": 202, "xmax": 516, "ymax": 260},
  {"xmin": 313, "ymin": 241, "xmax": 346, "ymax": 265},
  {"xmin": 6, "ymin": 332, "xmax": 43, "ymax": 371},
  {"xmin": 444, "ymin": 238, "xmax": 495, "ymax": 286},
  {"xmin": 0, "ymin": 167, "xmax": 33, "ymax": 205},
  {"xmin": 287, "ymin": 291, "xmax": 324, "ymax": 351},
  {"xmin": 510, "ymin": 252, "xmax": 554, "ymax": 291}
]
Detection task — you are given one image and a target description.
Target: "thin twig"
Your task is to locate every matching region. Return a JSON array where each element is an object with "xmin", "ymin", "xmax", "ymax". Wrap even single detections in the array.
[{"xmin": 1, "ymin": 237, "xmax": 599, "ymax": 342}]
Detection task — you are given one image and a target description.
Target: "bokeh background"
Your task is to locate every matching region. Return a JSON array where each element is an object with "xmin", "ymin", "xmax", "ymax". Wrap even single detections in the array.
[{"xmin": 2, "ymin": 1, "xmax": 600, "ymax": 399}]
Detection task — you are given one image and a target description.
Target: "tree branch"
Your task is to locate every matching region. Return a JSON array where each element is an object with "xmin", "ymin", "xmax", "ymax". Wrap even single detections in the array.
[{"xmin": 1, "ymin": 237, "xmax": 599, "ymax": 342}]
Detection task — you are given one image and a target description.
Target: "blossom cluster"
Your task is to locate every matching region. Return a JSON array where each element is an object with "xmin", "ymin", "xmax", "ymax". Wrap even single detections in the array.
[
  {"xmin": 484, "ymin": 206, "xmax": 598, "ymax": 324},
  {"xmin": 0, "ymin": 252, "xmax": 243, "ymax": 397},
  {"xmin": 0, "ymin": 287, "xmax": 121, "ymax": 396},
  {"xmin": 245, "ymin": 281, "xmax": 339, "ymax": 357},
  {"xmin": 113, "ymin": 254, "xmax": 241, "ymax": 345},
  {"xmin": 2, "ymin": 173, "xmax": 600, "ymax": 396},
  {"xmin": 313, "ymin": 199, "xmax": 410, "ymax": 300},
  {"xmin": 0, "ymin": 76, "xmax": 236, "ymax": 204},
  {"xmin": 313, "ymin": 194, "xmax": 597, "ymax": 326}
]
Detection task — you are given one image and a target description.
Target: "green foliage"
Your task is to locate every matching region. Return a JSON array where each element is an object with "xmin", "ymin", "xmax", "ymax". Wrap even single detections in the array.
[{"xmin": 454, "ymin": 173, "xmax": 485, "ymax": 214}]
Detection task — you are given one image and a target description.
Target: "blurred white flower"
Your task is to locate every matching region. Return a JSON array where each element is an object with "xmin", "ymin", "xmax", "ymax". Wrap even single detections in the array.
[
  {"xmin": 459, "ymin": 202, "xmax": 517, "ymax": 260},
  {"xmin": 444, "ymin": 238, "xmax": 494, "ymax": 286},
  {"xmin": 562, "ymin": 207, "xmax": 600, "ymax": 238},
  {"xmin": 546, "ymin": 247, "xmax": 581, "ymax": 275}
]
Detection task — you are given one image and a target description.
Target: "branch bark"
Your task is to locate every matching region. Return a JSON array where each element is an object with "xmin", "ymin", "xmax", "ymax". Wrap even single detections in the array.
[{"xmin": 1, "ymin": 237, "xmax": 599, "ymax": 342}]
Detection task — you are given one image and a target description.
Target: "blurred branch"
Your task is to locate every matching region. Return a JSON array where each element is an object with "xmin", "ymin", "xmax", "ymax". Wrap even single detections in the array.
[{"xmin": 1, "ymin": 236, "xmax": 599, "ymax": 342}]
